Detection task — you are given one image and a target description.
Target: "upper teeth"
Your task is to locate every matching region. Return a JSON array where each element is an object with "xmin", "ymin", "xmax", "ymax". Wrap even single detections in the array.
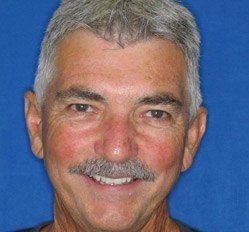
[{"xmin": 91, "ymin": 175, "xmax": 133, "ymax": 186}]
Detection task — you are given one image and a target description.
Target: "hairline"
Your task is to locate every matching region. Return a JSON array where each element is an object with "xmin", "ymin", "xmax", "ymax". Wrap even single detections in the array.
[
  {"xmin": 39, "ymin": 30, "xmax": 192, "ymax": 117},
  {"xmin": 34, "ymin": 1, "xmax": 202, "ymax": 121}
]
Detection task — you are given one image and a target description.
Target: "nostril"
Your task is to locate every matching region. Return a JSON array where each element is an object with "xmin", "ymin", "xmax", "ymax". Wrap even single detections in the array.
[
  {"xmin": 93, "ymin": 136, "xmax": 134, "ymax": 163},
  {"xmin": 93, "ymin": 117, "xmax": 138, "ymax": 162}
]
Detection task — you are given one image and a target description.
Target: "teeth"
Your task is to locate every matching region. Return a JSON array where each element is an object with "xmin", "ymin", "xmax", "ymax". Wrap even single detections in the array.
[{"xmin": 91, "ymin": 175, "xmax": 133, "ymax": 186}]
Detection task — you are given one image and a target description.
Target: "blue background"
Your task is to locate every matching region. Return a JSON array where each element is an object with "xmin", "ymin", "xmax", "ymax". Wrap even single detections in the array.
[{"xmin": 1, "ymin": 1, "xmax": 249, "ymax": 231}]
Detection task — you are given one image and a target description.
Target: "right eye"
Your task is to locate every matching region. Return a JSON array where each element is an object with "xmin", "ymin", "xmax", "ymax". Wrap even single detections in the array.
[{"xmin": 70, "ymin": 104, "xmax": 93, "ymax": 113}]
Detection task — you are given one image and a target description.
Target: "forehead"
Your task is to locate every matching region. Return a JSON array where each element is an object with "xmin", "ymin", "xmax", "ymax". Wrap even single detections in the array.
[{"xmin": 51, "ymin": 30, "xmax": 187, "ymax": 101}]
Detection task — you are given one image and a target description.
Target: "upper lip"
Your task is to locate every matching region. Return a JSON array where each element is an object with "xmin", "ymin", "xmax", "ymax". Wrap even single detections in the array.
[{"xmin": 89, "ymin": 174, "xmax": 133, "ymax": 179}]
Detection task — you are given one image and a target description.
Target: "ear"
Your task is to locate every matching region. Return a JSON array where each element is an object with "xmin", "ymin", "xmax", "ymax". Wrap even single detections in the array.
[
  {"xmin": 24, "ymin": 91, "xmax": 44, "ymax": 159},
  {"xmin": 181, "ymin": 107, "xmax": 207, "ymax": 172}
]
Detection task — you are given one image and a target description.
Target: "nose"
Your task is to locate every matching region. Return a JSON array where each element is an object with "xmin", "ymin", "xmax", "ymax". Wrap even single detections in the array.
[{"xmin": 94, "ymin": 115, "xmax": 138, "ymax": 163}]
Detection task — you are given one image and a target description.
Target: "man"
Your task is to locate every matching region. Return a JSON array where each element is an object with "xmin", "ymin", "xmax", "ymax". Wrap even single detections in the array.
[{"xmin": 24, "ymin": 0, "xmax": 206, "ymax": 231}]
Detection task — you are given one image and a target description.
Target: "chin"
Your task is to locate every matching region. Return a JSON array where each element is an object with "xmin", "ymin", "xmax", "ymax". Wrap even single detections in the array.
[
  {"xmin": 89, "ymin": 215, "xmax": 139, "ymax": 232},
  {"xmin": 78, "ymin": 203, "xmax": 144, "ymax": 232}
]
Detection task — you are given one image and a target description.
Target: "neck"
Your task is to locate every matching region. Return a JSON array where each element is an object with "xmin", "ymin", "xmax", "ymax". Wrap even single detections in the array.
[
  {"xmin": 43, "ymin": 194, "xmax": 179, "ymax": 232},
  {"xmin": 140, "ymin": 202, "xmax": 179, "ymax": 232},
  {"xmin": 42, "ymin": 192, "xmax": 83, "ymax": 232}
]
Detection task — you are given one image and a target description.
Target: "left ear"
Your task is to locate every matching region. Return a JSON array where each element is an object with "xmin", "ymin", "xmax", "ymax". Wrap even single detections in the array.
[{"xmin": 181, "ymin": 107, "xmax": 207, "ymax": 172}]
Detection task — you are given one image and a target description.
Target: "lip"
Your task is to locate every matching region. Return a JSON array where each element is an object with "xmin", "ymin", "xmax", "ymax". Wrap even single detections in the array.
[
  {"xmin": 80, "ymin": 174, "xmax": 142, "ymax": 197},
  {"xmin": 90, "ymin": 174, "xmax": 134, "ymax": 186}
]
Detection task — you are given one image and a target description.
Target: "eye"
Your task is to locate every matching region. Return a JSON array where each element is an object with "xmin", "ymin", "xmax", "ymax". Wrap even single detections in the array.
[
  {"xmin": 146, "ymin": 110, "xmax": 168, "ymax": 119},
  {"xmin": 71, "ymin": 104, "xmax": 92, "ymax": 113}
]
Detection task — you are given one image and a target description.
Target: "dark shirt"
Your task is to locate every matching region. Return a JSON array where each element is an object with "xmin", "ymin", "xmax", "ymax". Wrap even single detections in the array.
[
  {"xmin": 16, "ymin": 220, "xmax": 199, "ymax": 232},
  {"xmin": 176, "ymin": 220, "xmax": 200, "ymax": 232},
  {"xmin": 15, "ymin": 222, "xmax": 48, "ymax": 232}
]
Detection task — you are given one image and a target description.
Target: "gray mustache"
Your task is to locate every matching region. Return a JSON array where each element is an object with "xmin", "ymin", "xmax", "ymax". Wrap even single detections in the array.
[{"xmin": 69, "ymin": 158, "xmax": 155, "ymax": 181}]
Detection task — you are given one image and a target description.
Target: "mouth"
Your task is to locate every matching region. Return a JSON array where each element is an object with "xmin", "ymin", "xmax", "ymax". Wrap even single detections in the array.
[{"xmin": 89, "ymin": 174, "xmax": 135, "ymax": 186}]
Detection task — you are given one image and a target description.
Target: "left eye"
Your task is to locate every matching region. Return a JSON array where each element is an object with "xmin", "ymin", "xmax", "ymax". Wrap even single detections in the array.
[
  {"xmin": 146, "ymin": 110, "xmax": 168, "ymax": 119},
  {"xmin": 71, "ymin": 104, "xmax": 92, "ymax": 112}
]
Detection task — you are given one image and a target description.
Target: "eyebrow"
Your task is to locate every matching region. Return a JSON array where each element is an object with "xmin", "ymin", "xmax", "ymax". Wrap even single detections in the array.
[
  {"xmin": 137, "ymin": 94, "xmax": 183, "ymax": 108},
  {"xmin": 55, "ymin": 87, "xmax": 105, "ymax": 102},
  {"xmin": 55, "ymin": 88, "xmax": 182, "ymax": 108}
]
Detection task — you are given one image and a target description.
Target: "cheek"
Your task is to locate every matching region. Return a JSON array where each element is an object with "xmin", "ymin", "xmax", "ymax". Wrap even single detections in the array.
[
  {"xmin": 43, "ymin": 121, "xmax": 98, "ymax": 164},
  {"xmin": 139, "ymin": 131, "xmax": 185, "ymax": 172}
]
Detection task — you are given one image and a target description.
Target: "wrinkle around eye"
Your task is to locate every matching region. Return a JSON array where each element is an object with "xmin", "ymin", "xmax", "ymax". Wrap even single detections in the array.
[
  {"xmin": 133, "ymin": 111, "xmax": 172, "ymax": 130},
  {"xmin": 62, "ymin": 103, "xmax": 99, "ymax": 120}
]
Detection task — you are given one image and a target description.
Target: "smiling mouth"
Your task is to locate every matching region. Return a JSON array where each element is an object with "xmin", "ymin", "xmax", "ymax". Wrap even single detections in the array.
[{"xmin": 89, "ymin": 174, "xmax": 135, "ymax": 186}]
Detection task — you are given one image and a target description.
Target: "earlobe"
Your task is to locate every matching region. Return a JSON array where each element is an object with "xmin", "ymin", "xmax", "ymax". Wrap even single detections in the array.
[
  {"xmin": 181, "ymin": 107, "xmax": 207, "ymax": 172},
  {"xmin": 24, "ymin": 91, "xmax": 44, "ymax": 159}
]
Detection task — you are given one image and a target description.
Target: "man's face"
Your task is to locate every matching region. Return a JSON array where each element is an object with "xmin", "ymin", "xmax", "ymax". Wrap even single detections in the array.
[{"xmin": 26, "ymin": 30, "xmax": 206, "ymax": 231}]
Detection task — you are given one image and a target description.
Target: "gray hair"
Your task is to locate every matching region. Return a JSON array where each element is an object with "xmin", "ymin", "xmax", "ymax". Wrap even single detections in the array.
[
  {"xmin": 69, "ymin": 157, "xmax": 155, "ymax": 181},
  {"xmin": 34, "ymin": 0, "xmax": 202, "ymax": 119}
]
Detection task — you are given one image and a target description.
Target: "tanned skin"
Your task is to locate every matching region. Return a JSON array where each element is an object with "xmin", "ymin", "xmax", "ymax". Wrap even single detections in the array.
[{"xmin": 25, "ymin": 30, "xmax": 206, "ymax": 232}]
